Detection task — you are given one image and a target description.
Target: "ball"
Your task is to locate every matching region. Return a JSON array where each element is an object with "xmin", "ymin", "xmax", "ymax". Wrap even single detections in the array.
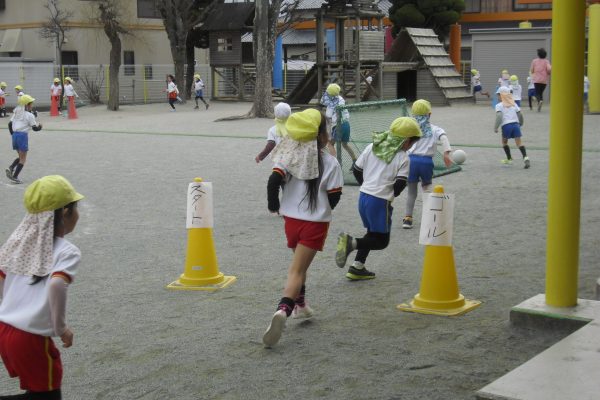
[{"xmin": 451, "ymin": 149, "xmax": 467, "ymax": 165}]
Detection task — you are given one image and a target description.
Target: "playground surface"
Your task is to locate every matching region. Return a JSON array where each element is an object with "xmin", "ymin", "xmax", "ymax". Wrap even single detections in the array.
[{"xmin": 1, "ymin": 101, "xmax": 599, "ymax": 399}]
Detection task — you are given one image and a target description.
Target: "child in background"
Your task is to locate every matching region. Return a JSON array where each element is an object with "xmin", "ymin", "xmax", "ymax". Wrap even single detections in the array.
[
  {"xmin": 255, "ymin": 102, "xmax": 291, "ymax": 163},
  {"xmin": 320, "ymin": 83, "xmax": 343, "ymax": 156},
  {"xmin": 50, "ymin": 78, "xmax": 62, "ymax": 113},
  {"xmin": 471, "ymin": 69, "xmax": 490, "ymax": 99},
  {"xmin": 402, "ymin": 100, "xmax": 453, "ymax": 230},
  {"xmin": 192, "ymin": 74, "xmax": 209, "ymax": 110},
  {"xmin": 0, "ymin": 82, "xmax": 8, "ymax": 118},
  {"xmin": 263, "ymin": 109, "xmax": 343, "ymax": 348},
  {"xmin": 5, "ymin": 95, "xmax": 42, "ymax": 184},
  {"xmin": 0, "ymin": 175, "xmax": 84, "ymax": 400},
  {"xmin": 331, "ymin": 100, "xmax": 357, "ymax": 167},
  {"xmin": 14, "ymin": 85, "xmax": 24, "ymax": 98},
  {"xmin": 494, "ymin": 86, "xmax": 530, "ymax": 169},
  {"xmin": 509, "ymin": 75, "xmax": 522, "ymax": 107},
  {"xmin": 497, "ymin": 70, "xmax": 511, "ymax": 88},
  {"xmin": 584, "ymin": 75, "xmax": 590, "ymax": 114},
  {"xmin": 164, "ymin": 74, "xmax": 178, "ymax": 112},
  {"xmin": 63, "ymin": 78, "xmax": 79, "ymax": 119},
  {"xmin": 335, "ymin": 117, "xmax": 422, "ymax": 280},
  {"xmin": 527, "ymin": 75, "xmax": 536, "ymax": 110}
]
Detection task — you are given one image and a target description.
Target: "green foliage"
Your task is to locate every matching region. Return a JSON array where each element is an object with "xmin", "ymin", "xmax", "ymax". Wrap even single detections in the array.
[{"xmin": 388, "ymin": 0, "xmax": 465, "ymax": 37}]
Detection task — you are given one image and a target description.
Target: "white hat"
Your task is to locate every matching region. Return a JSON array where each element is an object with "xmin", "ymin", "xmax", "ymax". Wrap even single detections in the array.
[
  {"xmin": 496, "ymin": 86, "xmax": 511, "ymax": 94},
  {"xmin": 274, "ymin": 103, "xmax": 291, "ymax": 120}
]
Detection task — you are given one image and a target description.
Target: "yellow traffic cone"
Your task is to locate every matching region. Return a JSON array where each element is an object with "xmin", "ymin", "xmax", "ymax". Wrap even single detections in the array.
[
  {"xmin": 167, "ymin": 178, "xmax": 236, "ymax": 292},
  {"xmin": 397, "ymin": 185, "xmax": 480, "ymax": 316}
]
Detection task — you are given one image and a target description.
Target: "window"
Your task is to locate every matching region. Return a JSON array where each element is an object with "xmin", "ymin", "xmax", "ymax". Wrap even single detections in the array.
[
  {"xmin": 217, "ymin": 37, "xmax": 233, "ymax": 52},
  {"xmin": 144, "ymin": 65, "xmax": 153, "ymax": 80},
  {"xmin": 513, "ymin": 0, "xmax": 551, "ymax": 10},
  {"xmin": 61, "ymin": 51, "xmax": 79, "ymax": 80},
  {"xmin": 464, "ymin": 0, "xmax": 481, "ymax": 13},
  {"xmin": 123, "ymin": 51, "xmax": 135, "ymax": 76},
  {"xmin": 137, "ymin": 0, "xmax": 161, "ymax": 18}
]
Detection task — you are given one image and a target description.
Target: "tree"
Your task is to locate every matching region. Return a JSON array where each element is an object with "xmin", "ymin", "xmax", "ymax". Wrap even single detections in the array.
[
  {"xmin": 388, "ymin": 0, "xmax": 465, "ymax": 38},
  {"xmin": 39, "ymin": 0, "xmax": 73, "ymax": 106},
  {"xmin": 157, "ymin": 0, "xmax": 218, "ymax": 100},
  {"xmin": 95, "ymin": 0, "xmax": 130, "ymax": 111}
]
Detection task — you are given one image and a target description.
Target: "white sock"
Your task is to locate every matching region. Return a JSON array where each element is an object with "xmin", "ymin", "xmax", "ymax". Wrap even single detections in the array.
[{"xmin": 352, "ymin": 261, "xmax": 364, "ymax": 270}]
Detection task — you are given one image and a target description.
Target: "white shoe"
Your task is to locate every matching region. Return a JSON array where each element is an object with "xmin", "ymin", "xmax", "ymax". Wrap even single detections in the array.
[
  {"xmin": 292, "ymin": 305, "xmax": 314, "ymax": 319},
  {"xmin": 263, "ymin": 310, "xmax": 287, "ymax": 348}
]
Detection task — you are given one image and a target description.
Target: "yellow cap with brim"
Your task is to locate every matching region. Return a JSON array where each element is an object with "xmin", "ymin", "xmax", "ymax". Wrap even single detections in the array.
[
  {"xmin": 285, "ymin": 109, "xmax": 321, "ymax": 142},
  {"xmin": 389, "ymin": 117, "xmax": 422, "ymax": 138},
  {"xmin": 24, "ymin": 175, "xmax": 84, "ymax": 214},
  {"xmin": 510, "ymin": 75, "xmax": 518, "ymax": 81},
  {"xmin": 501, "ymin": 69, "xmax": 509, "ymax": 74},
  {"xmin": 64, "ymin": 77, "xmax": 72, "ymax": 82},
  {"xmin": 471, "ymin": 69, "xmax": 478, "ymax": 75},
  {"xmin": 0, "ymin": 82, "xmax": 6, "ymax": 87},
  {"xmin": 53, "ymin": 78, "xmax": 60, "ymax": 83},
  {"xmin": 326, "ymin": 83, "xmax": 341, "ymax": 96},
  {"xmin": 17, "ymin": 94, "xmax": 35, "ymax": 106},
  {"xmin": 194, "ymin": 74, "xmax": 200, "ymax": 79},
  {"xmin": 14, "ymin": 85, "xmax": 23, "ymax": 91},
  {"xmin": 411, "ymin": 99, "xmax": 432, "ymax": 116}
]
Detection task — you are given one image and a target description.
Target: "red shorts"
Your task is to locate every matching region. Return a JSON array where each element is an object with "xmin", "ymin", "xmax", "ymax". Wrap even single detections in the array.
[
  {"xmin": 0, "ymin": 322, "xmax": 63, "ymax": 392},
  {"xmin": 0, "ymin": 97, "xmax": 5, "ymax": 106},
  {"xmin": 284, "ymin": 217, "xmax": 329, "ymax": 251}
]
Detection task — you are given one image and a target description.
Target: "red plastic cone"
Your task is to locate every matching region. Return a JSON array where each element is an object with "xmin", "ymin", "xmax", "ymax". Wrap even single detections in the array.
[
  {"xmin": 68, "ymin": 96, "xmax": 77, "ymax": 119},
  {"xmin": 50, "ymin": 96, "xmax": 59, "ymax": 117}
]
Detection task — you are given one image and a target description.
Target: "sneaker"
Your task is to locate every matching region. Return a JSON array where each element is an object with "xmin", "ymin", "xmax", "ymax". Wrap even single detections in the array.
[
  {"xmin": 9, "ymin": 176, "xmax": 22, "ymax": 184},
  {"xmin": 402, "ymin": 216, "xmax": 413, "ymax": 229},
  {"xmin": 194, "ymin": 105, "xmax": 199, "ymax": 109},
  {"xmin": 205, "ymin": 103, "xmax": 210, "ymax": 110},
  {"xmin": 292, "ymin": 304, "xmax": 314, "ymax": 319},
  {"xmin": 170, "ymin": 109, "xmax": 176, "ymax": 112},
  {"xmin": 346, "ymin": 265, "xmax": 376, "ymax": 280},
  {"xmin": 501, "ymin": 159, "xmax": 513, "ymax": 165},
  {"xmin": 5, "ymin": 168, "xmax": 12, "ymax": 180},
  {"xmin": 524, "ymin": 157, "xmax": 530, "ymax": 169},
  {"xmin": 335, "ymin": 232, "xmax": 354, "ymax": 268},
  {"xmin": 537, "ymin": 100, "xmax": 543, "ymax": 112},
  {"xmin": 262, "ymin": 310, "xmax": 287, "ymax": 348}
]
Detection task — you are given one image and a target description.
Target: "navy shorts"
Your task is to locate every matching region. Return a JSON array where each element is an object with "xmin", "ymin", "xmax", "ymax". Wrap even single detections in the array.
[
  {"xmin": 358, "ymin": 192, "xmax": 393, "ymax": 234},
  {"xmin": 473, "ymin": 85, "xmax": 482, "ymax": 93},
  {"xmin": 407, "ymin": 154, "xmax": 434, "ymax": 184},
  {"xmin": 332, "ymin": 121, "xmax": 350, "ymax": 143},
  {"xmin": 501, "ymin": 122, "xmax": 522, "ymax": 139},
  {"xmin": 195, "ymin": 90, "xmax": 204, "ymax": 98},
  {"xmin": 12, "ymin": 131, "xmax": 28, "ymax": 152},
  {"xmin": 515, "ymin": 100, "xmax": 521, "ymax": 107},
  {"xmin": 528, "ymin": 88, "xmax": 536, "ymax": 97},
  {"xmin": 584, "ymin": 92, "xmax": 588, "ymax": 102}
]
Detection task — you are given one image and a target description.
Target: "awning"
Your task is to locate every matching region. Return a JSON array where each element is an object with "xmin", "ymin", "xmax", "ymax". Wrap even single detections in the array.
[{"xmin": 0, "ymin": 29, "xmax": 23, "ymax": 52}]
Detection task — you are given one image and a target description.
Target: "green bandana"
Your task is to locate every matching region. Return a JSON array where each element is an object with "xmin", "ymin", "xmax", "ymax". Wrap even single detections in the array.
[{"xmin": 372, "ymin": 131, "xmax": 407, "ymax": 164}]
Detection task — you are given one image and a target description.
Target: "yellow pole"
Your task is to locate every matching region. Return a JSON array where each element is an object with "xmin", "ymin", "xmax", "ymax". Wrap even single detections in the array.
[
  {"xmin": 284, "ymin": 63, "xmax": 287, "ymax": 93},
  {"xmin": 143, "ymin": 65, "xmax": 148, "ymax": 104},
  {"xmin": 545, "ymin": 0, "xmax": 586, "ymax": 307},
  {"xmin": 105, "ymin": 66, "xmax": 109, "ymax": 102},
  {"xmin": 589, "ymin": 3, "xmax": 600, "ymax": 113}
]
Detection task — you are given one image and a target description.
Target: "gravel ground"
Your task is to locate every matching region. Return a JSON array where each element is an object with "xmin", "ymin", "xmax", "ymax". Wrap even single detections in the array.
[{"xmin": 1, "ymin": 101, "xmax": 599, "ymax": 400}]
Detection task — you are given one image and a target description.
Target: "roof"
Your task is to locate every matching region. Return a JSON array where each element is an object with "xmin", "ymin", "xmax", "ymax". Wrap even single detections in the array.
[
  {"xmin": 199, "ymin": 4, "xmax": 255, "ymax": 31},
  {"xmin": 242, "ymin": 29, "xmax": 317, "ymax": 45},
  {"xmin": 295, "ymin": 0, "xmax": 390, "ymax": 12}
]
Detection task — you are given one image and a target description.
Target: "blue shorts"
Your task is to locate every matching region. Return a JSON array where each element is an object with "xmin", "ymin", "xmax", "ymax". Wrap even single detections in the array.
[
  {"xmin": 12, "ymin": 131, "xmax": 28, "ymax": 152},
  {"xmin": 515, "ymin": 100, "xmax": 521, "ymax": 107},
  {"xmin": 358, "ymin": 192, "xmax": 393, "ymax": 233},
  {"xmin": 407, "ymin": 154, "xmax": 434, "ymax": 184},
  {"xmin": 332, "ymin": 121, "xmax": 350, "ymax": 143},
  {"xmin": 473, "ymin": 85, "xmax": 482, "ymax": 93},
  {"xmin": 195, "ymin": 90, "xmax": 204, "ymax": 98},
  {"xmin": 528, "ymin": 88, "xmax": 536, "ymax": 97},
  {"xmin": 501, "ymin": 122, "xmax": 522, "ymax": 139}
]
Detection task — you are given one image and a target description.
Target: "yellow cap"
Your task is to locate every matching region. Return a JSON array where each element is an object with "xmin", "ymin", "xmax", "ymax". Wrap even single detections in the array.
[
  {"xmin": 326, "ymin": 83, "xmax": 341, "ymax": 96},
  {"xmin": 501, "ymin": 69, "xmax": 509, "ymax": 74},
  {"xmin": 510, "ymin": 75, "xmax": 518, "ymax": 81},
  {"xmin": 24, "ymin": 175, "xmax": 84, "ymax": 214},
  {"xmin": 0, "ymin": 82, "xmax": 6, "ymax": 87},
  {"xmin": 17, "ymin": 94, "xmax": 35, "ymax": 106},
  {"xmin": 285, "ymin": 109, "xmax": 321, "ymax": 142},
  {"xmin": 64, "ymin": 77, "xmax": 72, "ymax": 82},
  {"xmin": 411, "ymin": 99, "xmax": 432, "ymax": 116},
  {"xmin": 471, "ymin": 69, "xmax": 478, "ymax": 75},
  {"xmin": 389, "ymin": 117, "xmax": 422, "ymax": 138},
  {"xmin": 14, "ymin": 85, "xmax": 23, "ymax": 91},
  {"xmin": 194, "ymin": 74, "xmax": 201, "ymax": 79},
  {"xmin": 53, "ymin": 78, "xmax": 60, "ymax": 83}
]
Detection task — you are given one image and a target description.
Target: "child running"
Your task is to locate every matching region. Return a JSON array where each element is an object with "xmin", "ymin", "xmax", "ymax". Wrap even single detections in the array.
[
  {"xmin": 320, "ymin": 83, "xmax": 344, "ymax": 156},
  {"xmin": 497, "ymin": 69, "xmax": 511, "ymax": 88},
  {"xmin": 402, "ymin": 100, "xmax": 453, "ymax": 230},
  {"xmin": 0, "ymin": 175, "xmax": 84, "ymax": 400},
  {"xmin": 164, "ymin": 74, "xmax": 178, "ymax": 112},
  {"xmin": 255, "ymin": 102, "xmax": 291, "ymax": 163},
  {"xmin": 509, "ymin": 75, "xmax": 522, "ymax": 107},
  {"xmin": 527, "ymin": 75, "xmax": 536, "ymax": 110},
  {"xmin": 192, "ymin": 74, "xmax": 209, "ymax": 110},
  {"xmin": 5, "ymin": 95, "xmax": 42, "ymax": 184},
  {"xmin": 0, "ymin": 82, "xmax": 8, "ymax": 118},
  {"xmin": 63, "ymin": 78, "xmax": 78, "ymax": 119},
  {"xmin": 494, "ymin": 86, "xmax": 530, "ymax": 169},
  {"xmin": 471, "ymin": 69, "xmax": 490, "ymax": 98},
  {"xmin": 262, "ymin": 108, "xmax": 343, "ymax": 348},
  {"xmin": 584, "ymin": 75, "xmax": 590, "ymax": 114},
  {"xmin": 335, "ymin": 117, "xmax": 422, "ymax": 280}
]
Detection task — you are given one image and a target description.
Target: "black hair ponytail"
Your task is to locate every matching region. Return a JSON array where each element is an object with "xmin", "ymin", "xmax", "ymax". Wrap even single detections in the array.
[{"xmin": 303, "ymin": 112, "xmax": 328, "ymax": 212}]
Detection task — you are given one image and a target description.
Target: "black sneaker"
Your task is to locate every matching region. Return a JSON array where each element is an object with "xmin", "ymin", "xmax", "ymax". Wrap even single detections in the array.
[
  {"xmin": 9, "ymin": 176, "xmax": 22, "ymax": 184},
  {"xmin": 402, "ymin": 217, "xmax": 413, "ymax": 229},
  {"xmin": 335, "ymin": 232, "xmax": 354, "ymax": 268},
  {"xmin": 346, "ymin": 265, "xmax": 375, "ymax": 280},
  {"xmin": 5, "ymin": 168, "xmax": 12, "ymax": 180},
  {"xmin": 205, "ymin": 103, "xmax": 209, "ymax": 110}
]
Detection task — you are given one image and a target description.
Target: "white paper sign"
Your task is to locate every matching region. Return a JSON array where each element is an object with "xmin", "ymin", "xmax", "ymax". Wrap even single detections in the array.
[
  {"xmin": 186, "ymin": 181, "xmax": 213, "ymax": 229},
  {"xmin": 419, "ymin": 192, "xmax": 455, "ymax": 246}
]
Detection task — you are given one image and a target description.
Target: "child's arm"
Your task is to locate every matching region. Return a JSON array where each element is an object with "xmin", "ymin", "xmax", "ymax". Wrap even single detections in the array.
[
  {"xmin": 48, "ymin": 275, "xmax": 73, "ymax": 348},
  {"xmin": 394, "ymin": 177, "xmax": 407, "ymax": 197},
  {"xmin": 0, "ymin": 271, "xmax": 5, "ymax": 302},
  {"xmin": 494, "ymin": 111, "xmax": 503, "ymax": 133},
  {"xmin": 352, "ymin": 164, "xmax": 363, "ymax": 185},
  {"xmin": 255, "ymin": 140, "xmax": 276, "ymax": 163},
  {"xmin": 517, "ymin": 111, "xmax": 524, "ymax": 126},
  {"xmin": 437, "ymin": 130, "xmax": 453, "ymax": 167},
  {"xmin": 267, "ymin": 168, "xmax": 285, "ymax": 213},
  {"xmin": 327, "ymin": 188, "xmax": 342, "ymax": 209}
]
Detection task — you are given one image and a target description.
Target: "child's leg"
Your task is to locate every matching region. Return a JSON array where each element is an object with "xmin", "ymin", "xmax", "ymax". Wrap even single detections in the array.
[
  {"xmin": 194, "ymin": 94, "xmax": 199, "ymax": 107},
  {"xmin": 23, "ymin": 390, "xmax": 62, "ymax": 399},
  {"xmin": 502, "ymin": 137, "xmax": 512, "ymax": 160},
  {"xmin": 280, "ymin": 244, "xmax": 317, "ymax": 315},
  {"xmin": 528, "ymin": 95, "xmax": 533, "ymax": 110},
  {"xmin": 8, "ymin": 157, "xmax": 19, "ymax": 171},
  {"xmin": 327, "ymin": 141, "xmax": 336, "ymax": 156},
  {"xmin": 341, "ymin": 142, "xmax": 357, "ymax": 162},
  {"xmin": 355, "ymin": 232, "xmax": 391, "ymax": 263},
  {"xmin": 12, "ymin": 151, "xmax": 27, "ymax": 179},
  {"xmin": 168, "ymin": 99, "xmax": 176, "ymax": 109},
  {"xmin": 404, "ymin": 181, "xmax": 419, "ymax": 220}
]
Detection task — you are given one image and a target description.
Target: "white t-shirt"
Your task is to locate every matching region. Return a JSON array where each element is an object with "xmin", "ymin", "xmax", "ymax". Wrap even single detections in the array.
[
  {"xmin": 510, "ymin": 84, "xmax": 522, "ymax": 101},
  {"xmin": 584, "ymin": 76, "xmax": 590, "ymax": 93},
  {"xmin": 471, "ymin": 74, "xmax": 481, "ymax": 87},
  {"xmin": 194, "ymin": 80, "xmax": 205, "ymax": 91},
  {"xmin": 50, "ymin": 84, "xmax": 62, "ymax": 96},
  {"xmin": 408, "ymin": 124, "xmax": 451, "ymax": 157},
  {"xmin": 527, "ymin": 77, "xmax": 535, "ymax": 90},
  {"xmin": 495, "ymin": 103, "xmax": 521, "ymax": 126},
  {"xmin": 267, "ymin": 126, "xmax": 282, "ymax": 145},
  {"xmin": 498, "ymin": 78, "xmax": 510, "ymax": 88},
  {"xmin": 275, "ymin": 151, "xmax": 343, "ymax": 222},
  {"xmin": 0, "ymin": 237, "xmax": 80, "ymax": 337},
  {"xmin": 355, "ymin": 143, "xmax": 410, "ymax": 202},
  {"xmin": 64, "ymin": 84, "xmax": 76, "ymax": 97},
  {"xmin": 10, "ymin": 109, "xmax": 38, "ymax": 133}
]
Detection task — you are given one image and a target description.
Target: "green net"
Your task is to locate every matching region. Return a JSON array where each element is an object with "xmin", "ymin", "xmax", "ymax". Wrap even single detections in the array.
[{"xmin": 334, "ymin": 99, "xmax": 462, "ymax": 185}]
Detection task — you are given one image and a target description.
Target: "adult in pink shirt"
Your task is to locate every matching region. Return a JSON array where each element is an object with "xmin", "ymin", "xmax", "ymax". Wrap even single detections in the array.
[{"xmin": 530, "ymin": 48, "xmax": 552, "ymax": 111}]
